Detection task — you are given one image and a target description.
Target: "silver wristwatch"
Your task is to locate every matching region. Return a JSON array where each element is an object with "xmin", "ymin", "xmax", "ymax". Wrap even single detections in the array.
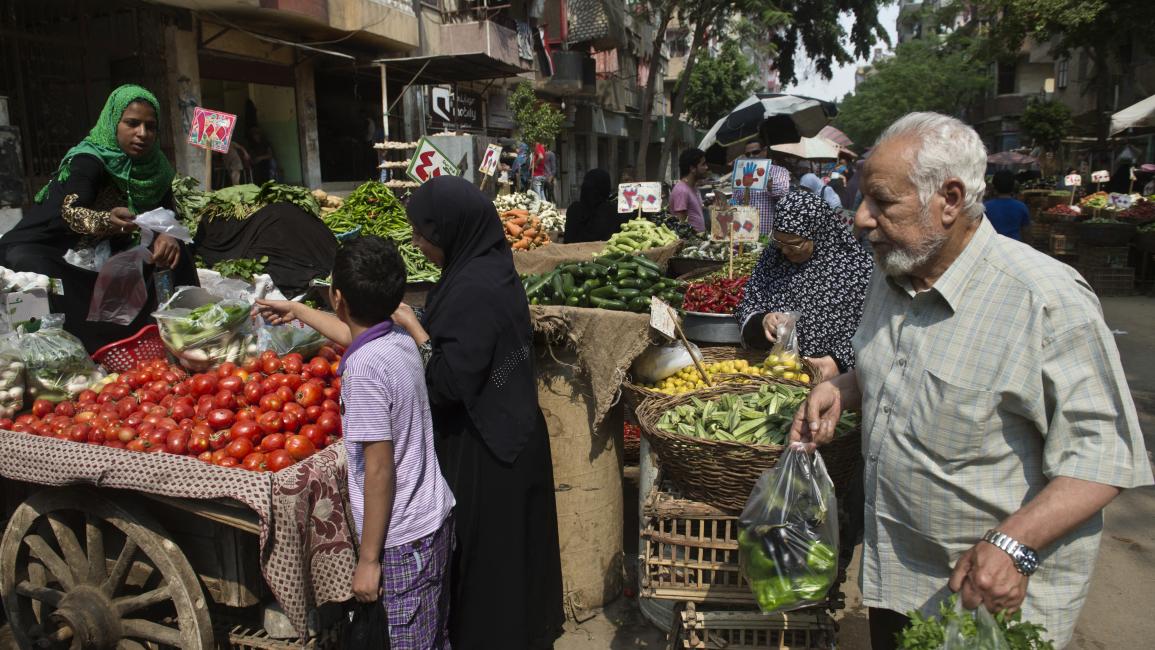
[{"xmin": 982, "ymin": 529, "xmax": 1040, "ymax": 576}]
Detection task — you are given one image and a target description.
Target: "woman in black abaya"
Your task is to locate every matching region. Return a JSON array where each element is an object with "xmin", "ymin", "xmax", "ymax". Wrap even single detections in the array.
[{"xmin": 389, "ymin": 176, "xmax": 564, "ymax": 650}]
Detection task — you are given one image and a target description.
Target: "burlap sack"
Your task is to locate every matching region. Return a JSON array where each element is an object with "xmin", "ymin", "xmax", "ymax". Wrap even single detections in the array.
[
  {"xmin": 514, "ymin": 240, "xmax": 685, "ymax": 276},
  {"xmin": 531, "ymin": 305, "xmax": 654, "ymax": 429}
]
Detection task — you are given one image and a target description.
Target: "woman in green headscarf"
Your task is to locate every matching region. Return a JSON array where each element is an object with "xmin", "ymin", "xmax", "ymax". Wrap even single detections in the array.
[{"xmin": 0, "ymin": 84, "xmax": 199, "ymax": 352}]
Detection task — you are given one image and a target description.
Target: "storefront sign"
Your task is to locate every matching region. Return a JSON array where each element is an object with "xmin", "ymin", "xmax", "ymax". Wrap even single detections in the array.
[
  {"xmin": 618, "ymin": 182, "xmax": 662, "ymax": 213},
  {"xmin": 731, "ymin": 159, "xmax": 771, "ymax": 191},
  {"xmin": 429, "ymin": 87, "xmax": 483, "ymax": 129},
  {"xmin": 406, "ymin": 137, "xmax": 460, "ymax": 184},
  {"xmin": 479, "ymin": 144, "xmax": 502, "ymax": 177},
  {"xmin": 187, "ymin": 108, "xmax": 237, "ymax": 153}
]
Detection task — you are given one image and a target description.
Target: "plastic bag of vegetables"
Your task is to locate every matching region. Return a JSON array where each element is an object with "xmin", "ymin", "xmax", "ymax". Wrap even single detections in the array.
[
  {"xmin": 897, "ymin": 594, "xmax": 1053, "ymax": 650},
  {"xmin": 18, "ymin": 315, "xmax": 102, "ymax": 403},
  {"xmin": 0, "ymin": 333, "xmax": 26, "ymax": 418},
  {"xmin": 256, "ymin": 317, "xmax": 327, "ymax": 358},
  {"xmin": 153, "ymin": 287, "xmax": 255, "ymax": 371},
  {"xmin": 738, "ymin": 444, "xmax": 839, "ymax": 613}
]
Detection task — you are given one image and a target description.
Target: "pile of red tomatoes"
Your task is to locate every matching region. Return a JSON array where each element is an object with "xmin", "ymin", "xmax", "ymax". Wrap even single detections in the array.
[{"xmin": 2, "ymin": 348, "xmax": 344, "ymax": 472}]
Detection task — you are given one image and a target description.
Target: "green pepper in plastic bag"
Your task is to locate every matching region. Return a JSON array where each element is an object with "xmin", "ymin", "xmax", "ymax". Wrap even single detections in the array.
[{"xmin": 738, "ymin": 445, "xmax": 839, "ymax": 613}]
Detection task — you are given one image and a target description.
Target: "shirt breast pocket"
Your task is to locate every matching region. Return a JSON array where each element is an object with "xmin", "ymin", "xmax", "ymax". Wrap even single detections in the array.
[{"xmin": 910, "ymin": 369, "xmax": 998, "ymax": 467}]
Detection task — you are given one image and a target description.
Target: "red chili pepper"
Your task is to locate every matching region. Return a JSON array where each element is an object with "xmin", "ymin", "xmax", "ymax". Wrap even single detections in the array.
[{"xmin": 682, "ymin": 276, "xmax": 749, "ymax": 314}]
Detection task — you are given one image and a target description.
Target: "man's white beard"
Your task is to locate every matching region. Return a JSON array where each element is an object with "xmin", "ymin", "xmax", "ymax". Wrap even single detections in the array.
[{"xmin": 870, "ymin": 208, "xmax": 949, "ymax": 277}]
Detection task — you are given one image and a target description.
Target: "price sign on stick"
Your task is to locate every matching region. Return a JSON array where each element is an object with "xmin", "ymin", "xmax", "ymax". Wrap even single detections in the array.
[
  {"xmin": 731, "ymin": 159, "xmax": 771, "ymax": 191},
  {"xmin": 711, "ymin": 205, "xmax": 734, "ymax": 241},
  {"xmin": 731, "ymin": 206, "xmax": 760, "ymax": 243},
  {"xmin": 618, "ymin": 182, "xmax": 662, "ymax": 213},
  {"xmin": 187, "ymin": 108, "xmax": 237, "ymax": 153},
  {"xmin": 187, "ymin": 108, "xmax": 237, "ymax": 189},
  {"xmin": 649, "ymin": 296, "xmax": 677, "ymax": 339},
  {"xmin": 406, "ymin": 137, "xmax": 460, "ymax": 184},
  {"xmin": 651, "ymin": 296, "xmax": 712, "ymax": 386},
  {"xmin": 1091, "ymin": 170, "xmax": 1110, "ymax": 183},
  {"xmin": 479, "ymin": 144, "xmax": 502, "ymax": 177},
  {"xmin": 1065, "ymin": 173, "xmax": 1083, "ymax": 188}
]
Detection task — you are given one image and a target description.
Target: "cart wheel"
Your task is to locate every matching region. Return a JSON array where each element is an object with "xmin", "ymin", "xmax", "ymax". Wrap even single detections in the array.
[{"xmin": 0, "ymin": 488, "xmax": 213, "ymax": 649}]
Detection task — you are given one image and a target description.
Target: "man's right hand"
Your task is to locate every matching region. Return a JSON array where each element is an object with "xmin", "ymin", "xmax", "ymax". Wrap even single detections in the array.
[
  {"xmin": 109, "ymin": 207, "xmax": 137, "ymax": 234},
  {"xmin": 789, "ymin": 380, "xmax": 843, "ymax": 450}
]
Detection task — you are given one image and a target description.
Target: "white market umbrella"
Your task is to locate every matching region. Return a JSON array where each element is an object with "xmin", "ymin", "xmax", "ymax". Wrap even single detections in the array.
[
  {"xmin": 770, "ymin": 136, "xmax": 841, "ymax": 161},
  {"xmin": 1110, "ymin": 94, "xmax": 1155, "ymax": 135}
]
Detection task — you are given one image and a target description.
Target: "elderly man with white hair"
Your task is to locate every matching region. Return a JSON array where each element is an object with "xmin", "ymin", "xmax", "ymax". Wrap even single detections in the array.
[{"xmin": 790, "ymin": 112, "xmax": 1152, "ymax": 648}]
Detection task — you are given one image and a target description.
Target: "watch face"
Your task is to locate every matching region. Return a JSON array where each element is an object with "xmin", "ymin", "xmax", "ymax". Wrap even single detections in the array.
[{"xmin": 1015, "ymin": 548, "xmax": 1040, "ymax": 575}]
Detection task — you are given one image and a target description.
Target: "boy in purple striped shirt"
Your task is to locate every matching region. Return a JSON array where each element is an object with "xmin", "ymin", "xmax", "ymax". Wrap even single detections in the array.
[{"xmin": 330, "ymin": 236, "xmax": 456, "ymax": 649}]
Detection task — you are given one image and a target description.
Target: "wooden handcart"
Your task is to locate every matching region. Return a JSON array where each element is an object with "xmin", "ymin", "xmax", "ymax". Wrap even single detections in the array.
[{"xmin": 0, "ymin": 432, "xmax": 351, "ymax": 649}]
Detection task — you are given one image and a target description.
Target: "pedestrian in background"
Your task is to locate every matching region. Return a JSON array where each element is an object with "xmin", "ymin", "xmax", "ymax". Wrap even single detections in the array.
[
  {"xmin": 671, "ymin": 148, "xmax": 709, "ymax": 233},
  {"xmin": 984, "ymin": 170, "xmax": 1031, "ymax": 241}
]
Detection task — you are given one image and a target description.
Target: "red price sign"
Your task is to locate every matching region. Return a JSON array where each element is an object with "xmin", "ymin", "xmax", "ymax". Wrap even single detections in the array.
[{"xmin": 187, "ymin": 108, "xmax": 237, "ymax": 154}]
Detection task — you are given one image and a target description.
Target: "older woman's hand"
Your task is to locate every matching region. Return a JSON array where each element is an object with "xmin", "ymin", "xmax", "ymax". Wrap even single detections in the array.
[{"xmin": 761, "ymin": 312, "xmax": 788, "ymax": 343}]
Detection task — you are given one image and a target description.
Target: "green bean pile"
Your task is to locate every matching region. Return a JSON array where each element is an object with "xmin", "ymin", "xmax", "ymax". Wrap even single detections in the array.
[{"xmin": 321, "ymin": 182, "xmax": 441, "ymax": 283}]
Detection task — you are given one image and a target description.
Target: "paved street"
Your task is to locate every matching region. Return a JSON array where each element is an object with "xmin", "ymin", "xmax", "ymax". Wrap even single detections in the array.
[{"xmin": 561, "ymin": 296, "xmax": 1155, "ymax": 649}]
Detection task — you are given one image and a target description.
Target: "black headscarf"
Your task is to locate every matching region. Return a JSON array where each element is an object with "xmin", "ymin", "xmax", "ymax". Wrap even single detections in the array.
[
  {"xmin": 409, "ymin": 176, "xmax": 537, "ymax": 463},
  {"xmin": 736, "ymin": 189, "xmax": 874, "ymax": 370},
  {"xmin": 564, "ymin": 168, "xmax": 625, "ymax": 243}
]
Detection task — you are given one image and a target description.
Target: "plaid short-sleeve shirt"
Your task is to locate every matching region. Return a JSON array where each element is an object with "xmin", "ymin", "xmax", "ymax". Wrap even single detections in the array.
[{"xmin": 852, "ymin": 219, "xmax": 1153, "ymax": 647}]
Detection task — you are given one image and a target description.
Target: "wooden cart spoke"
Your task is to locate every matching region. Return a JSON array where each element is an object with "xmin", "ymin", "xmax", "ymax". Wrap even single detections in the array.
[
  {"xmin": 46, "ymin": 512, "xmax": 87, "ymax": 580},
  {"xmin": 102, "ymin": 538, "xmax": 138, "ymax": 597},
  {"xmin": 14, "ymin": 580, "xmax": 63, "ymax": 606},
  {"xmin": 1, "ymin": 488, "xmax": 214, "ymax": 649},
  {"xmin": 86, "ymin": 511, "xmax": 106, "ymax": 584},
  {"xmin": 121, "ymin": 617, "xmax": 182, "ymax": 646},
  {"xmin": 114, "ymin": 584, "xmax": 171, "ymax": 616},
  {"xmin": 23, "ymin": 533, "xmax": 75, "ymax": 591}
]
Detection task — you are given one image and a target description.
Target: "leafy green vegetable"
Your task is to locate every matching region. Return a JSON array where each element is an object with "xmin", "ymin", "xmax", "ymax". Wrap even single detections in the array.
[
  {"xmin": 897, "ymin": 595, "xmax": 1055, "ymax": 650},
  {"xmin": 171, "ymin": 177, "xmax": 322, "ymax": 236},
  {"xmin": 197, "ymin": 256, "xmax": 270, "ymax": 283}
]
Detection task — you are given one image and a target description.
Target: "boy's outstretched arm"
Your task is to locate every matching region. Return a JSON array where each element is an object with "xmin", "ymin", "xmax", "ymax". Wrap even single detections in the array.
[{"xmin": 353, "ymin": 440, "xmax": 395, "ymax": 602}]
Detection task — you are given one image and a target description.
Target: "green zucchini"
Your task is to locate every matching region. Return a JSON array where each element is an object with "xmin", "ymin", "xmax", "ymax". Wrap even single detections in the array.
[{"xmin": 590, "ymin": 296, "xmax": 629, "ymax": 311}]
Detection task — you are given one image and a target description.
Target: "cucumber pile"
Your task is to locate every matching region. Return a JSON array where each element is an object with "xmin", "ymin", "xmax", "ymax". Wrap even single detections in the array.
[{"xmin": 522, "ymin": 253, "xmax": 684, "ymax": 312}]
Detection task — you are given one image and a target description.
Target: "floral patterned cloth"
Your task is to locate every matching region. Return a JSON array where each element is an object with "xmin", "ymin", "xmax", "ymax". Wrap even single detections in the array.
[{"xmin": 0, "ymin": 431, "xmax": 356, "ymax": 638}]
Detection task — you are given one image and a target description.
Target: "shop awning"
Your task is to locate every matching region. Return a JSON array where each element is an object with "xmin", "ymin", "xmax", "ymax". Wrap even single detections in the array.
[{"xmin": 373, "ymin": 53, "xmax": 530, "ymax": 85}]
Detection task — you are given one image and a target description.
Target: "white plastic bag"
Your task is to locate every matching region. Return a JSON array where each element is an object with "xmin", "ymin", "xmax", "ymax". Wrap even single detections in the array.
[
  {"xmin": 632, "ymin": 341, "xmax": 702, "ymax": 383},
  {"xmin": 942, "ymin": 600, "xmax": 1012, "ymax": 650},
  {"xmin": 0, "ymin": 333, "xmax": 26, "ymax": 418},
  {"xmin": 738, "ymin": 444, "xmax": 839, "ymax": 613}
]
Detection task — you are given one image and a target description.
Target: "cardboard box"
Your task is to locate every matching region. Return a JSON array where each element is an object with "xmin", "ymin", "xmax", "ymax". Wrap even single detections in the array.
[{"xmin": 1, "ymin": 288, "xmax": 50, "ymax": 331}]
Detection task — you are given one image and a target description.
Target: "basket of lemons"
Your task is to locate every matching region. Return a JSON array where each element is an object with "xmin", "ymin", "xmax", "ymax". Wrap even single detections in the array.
[{"xmin": 622, "ymin": 346, "xmax": 820, "ymax": 415}]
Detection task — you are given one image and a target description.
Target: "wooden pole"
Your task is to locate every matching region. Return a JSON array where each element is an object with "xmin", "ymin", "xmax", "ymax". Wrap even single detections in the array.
[
  {"xmin": 674, "ymin": 319, "xmax": 712, "ymax": 387},
  {"xmin": 204, "ymin": 147, "xmax": 212, "ymax": 191}
]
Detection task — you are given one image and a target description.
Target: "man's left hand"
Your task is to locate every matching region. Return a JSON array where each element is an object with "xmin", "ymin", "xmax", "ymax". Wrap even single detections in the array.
[
  {"xmin": 150, "ymin": 234, "xmax": 181, "ymax": 269},
  {"xmin": 949, "ymin": 541, "xmax": 1030, "ymax": 613}
]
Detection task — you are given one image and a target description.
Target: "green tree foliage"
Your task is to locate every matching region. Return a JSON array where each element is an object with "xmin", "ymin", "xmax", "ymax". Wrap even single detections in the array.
[
  {"xmin": 1020, "ymin": 100, "xmax": 1073, "ymax": 150},
  {"xmin": 509, "ymin": 82, "xmax": 564, "ymax": 146},
  {"xmin": 684, "ymin": 39, "xmax": 759, "ymax": 129},
  {"xmin": 835, "ymin": 35, "xmax": 992, "ymax": 147}
]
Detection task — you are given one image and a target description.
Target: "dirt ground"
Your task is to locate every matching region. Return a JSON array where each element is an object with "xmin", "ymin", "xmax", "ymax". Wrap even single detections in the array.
[{"xmin": 558, "ymin": 296, "xmax": 1155, "ymax": 650}]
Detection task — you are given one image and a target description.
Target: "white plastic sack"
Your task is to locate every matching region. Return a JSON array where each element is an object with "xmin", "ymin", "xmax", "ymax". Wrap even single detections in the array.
[{"xmin": 632, "ymin": 341, "xmax": 702, "ymax": 384}]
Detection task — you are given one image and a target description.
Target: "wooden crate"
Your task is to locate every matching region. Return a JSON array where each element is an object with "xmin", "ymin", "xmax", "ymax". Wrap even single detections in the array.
[
  {"xmin": 639, "ymin": 485, "xmax": 845, "ymax": 609},
  {"xmin": 1081, "ymin": 267, "xmax": 1135, "ymax": 297},
  {"xmin": 674, "ymin": 602, "xmax": 836, "ymax": 650},
  {"xmin": 1077, "ymin": 245, "xmax": 1131, "ymax": 269},
  {"xmin": 1028, "ymin": 222, "xmax": 1052, "ymax": 250}
]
